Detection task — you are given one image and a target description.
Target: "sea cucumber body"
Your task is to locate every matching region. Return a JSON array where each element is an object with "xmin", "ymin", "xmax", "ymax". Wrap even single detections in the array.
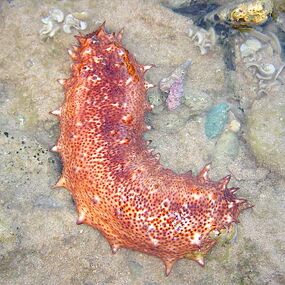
[{"xmin": 53, "ymin": 24, "xmax": 249, "ymax": 275}]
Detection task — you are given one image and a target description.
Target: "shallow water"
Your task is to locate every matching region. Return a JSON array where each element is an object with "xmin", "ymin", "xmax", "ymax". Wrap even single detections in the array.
[{"xmin": 0, "ymin": 1, "xmax": 284, "ymax": 284}]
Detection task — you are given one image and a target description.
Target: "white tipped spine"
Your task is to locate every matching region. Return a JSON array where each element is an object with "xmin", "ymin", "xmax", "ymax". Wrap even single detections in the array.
[
  {"xmin": 76, "ymin": 211, "xmax": 86, "ymax": 225},
  {"xmin": 144, "ymin": 82, "xmax": 155, "ymax": 89},
  {"xmin": 57, "ymin": 79, "xmax": 67, "ymax": 86},
  {"xmin": 51, "ymin": 108, "xmax": 61, "ymax": 116},
  {"xmin": 51, "ymin": 145, "xmax": 58, "ymax": 152}
]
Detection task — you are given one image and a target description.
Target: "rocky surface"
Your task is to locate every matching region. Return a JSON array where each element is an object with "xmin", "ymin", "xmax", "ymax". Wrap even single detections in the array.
[
  {"xmin": 0, "ymin": 0, "xmax": 284, "ymax": 284},
  {"xmin": 247, "ymin": 86, "xmax": 285, "ymax": 177}
]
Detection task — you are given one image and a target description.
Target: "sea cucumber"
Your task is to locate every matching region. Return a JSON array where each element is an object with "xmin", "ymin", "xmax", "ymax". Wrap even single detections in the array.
[{"xmin": 51, "ymin": 23, "xmax": 251, "ymax": 275}]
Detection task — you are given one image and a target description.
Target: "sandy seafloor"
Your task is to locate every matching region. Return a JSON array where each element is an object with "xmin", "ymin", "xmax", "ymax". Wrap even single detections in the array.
[{"xmin": 0, "ymin": 0, "xmax": 284, "ymax": 284}]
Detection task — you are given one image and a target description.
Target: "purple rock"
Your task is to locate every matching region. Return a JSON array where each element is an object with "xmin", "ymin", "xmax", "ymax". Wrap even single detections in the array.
[{"xmin": 166, "ymin": 78, "xmax": 184, "ymax": 110}]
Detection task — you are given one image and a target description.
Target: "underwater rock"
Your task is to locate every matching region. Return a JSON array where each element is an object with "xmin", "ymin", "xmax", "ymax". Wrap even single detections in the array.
[
  {"xmin": 205, "ymin": 103, "xmax": 230, "ymax": 139},
  {"xmin": 228, "ymin": 119, "xmax": 241, "ymax": 133},
  {"xmin": 240, "ymin": 38, "xmax": 262, "ymax": 58},
  {"xmin": 211, "ymin": 113, "xmax": 241, "ymax": 172},
  {"xmin": 183, "ymin": 86, "xmax": 213, "ymax": 115},
  {"xmin": 247, "ymin": 88, "xmax": 285, "ymax": 176},
  {"xmin": 275, "ymin": 0, "xmax": 285, "ymax": 12},
  {"xmin": 229, "ymin": 0, "xmax": 273, "ymax": 27},
  {"xmin": 148, "ymin": 90, "xmax": 164, "ymax": 107},
  {"xmin": 228, "ymin": 158, "xmax": 269, "ymax": 181},
  {"xmin": 205, "ymin": 0, "xmax": 274, "ymax": 28},
  {"xmin": 160, "ymin": 60, "xmax": 192, "ymax": 93},
  {"xmin": 277, "ymin": 12, "xmax": 285, "ymax": 32},
  {"xmin": 148, "ymin": 105, "xmax": 190, "ymax": 133},
  {"xmin": 167, "ymin": 78, "xmax": 184, "ymax": 110},
  {"xmin": 159, "ymin": 60, "xmax": 192, "ymax": 110},
  {"xmin": 213, "ymin": 130, "xmax": 240, "ymax": 164}
]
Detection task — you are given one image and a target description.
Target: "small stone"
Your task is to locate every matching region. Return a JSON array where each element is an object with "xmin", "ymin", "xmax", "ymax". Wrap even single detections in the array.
[
  {"xmin": 148, "ymin": 91, "xmax": 164, "ymax": 107},
  {"xmin": 24, "ymin": 59, "xmax": 34, "ymax": 69},
  {"xmin": 167, "ymin": 78, "xmax": 184, "ymax": 110},
  {"xmin": 159, "ymin": 60, "xmax": 192, "ymax": 110},
  {"xmin": 228, "ymin": 119, "xmax": 241, "ymax": 133},
  {"xmin": 240, "ymin": 38, "xmax": 262, "ymax": 58},
  {"xmin": 205, "ymin": 103, "xmax": 230, "ymax": 139},
  {"xmin": 183, "ymin": 86, "xmax": 212, "ymax": 115},
  {"xmin": 212, "ymin": 130, "xmax": 240, "ymax": 165}
]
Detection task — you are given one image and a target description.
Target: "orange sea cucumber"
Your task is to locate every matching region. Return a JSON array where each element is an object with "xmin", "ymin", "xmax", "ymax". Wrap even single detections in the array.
[{"xmin": 51, "ymin": 23, "xmax": 251, "ymax": 275}]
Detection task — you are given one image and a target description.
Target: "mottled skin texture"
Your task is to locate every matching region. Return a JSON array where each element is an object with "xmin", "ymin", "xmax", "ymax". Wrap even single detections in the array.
[{"xmin": 52, "ymin": 24, "xmax": 251, "ymax": 275}]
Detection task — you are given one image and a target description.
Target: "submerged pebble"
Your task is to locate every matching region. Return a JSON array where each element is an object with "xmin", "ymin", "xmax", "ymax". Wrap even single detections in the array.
[
  {"xmin": 148, "ymin": 91, "xmax": 164, "ymax": 107},
  {"xmin": 183, "ymin": 86, "xmax": 213, "ymax": 115},
  {"xmin": 213, "ymin": 130, "xmax": 240, "ymax": 162},
  {"xmin": 205, "ymin": 103, "xmax": 230, "ymax": 139},
  {"xmin": 228, "ymin": 119, "xmax": 241, "ymax": 133},
  {"xmin": 240, "ymin": 37, "xmax": 262, "ymax": 58},
  {"xmin": 167, "ymin": 78, "xmax": 184, "ymax": 110}
]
